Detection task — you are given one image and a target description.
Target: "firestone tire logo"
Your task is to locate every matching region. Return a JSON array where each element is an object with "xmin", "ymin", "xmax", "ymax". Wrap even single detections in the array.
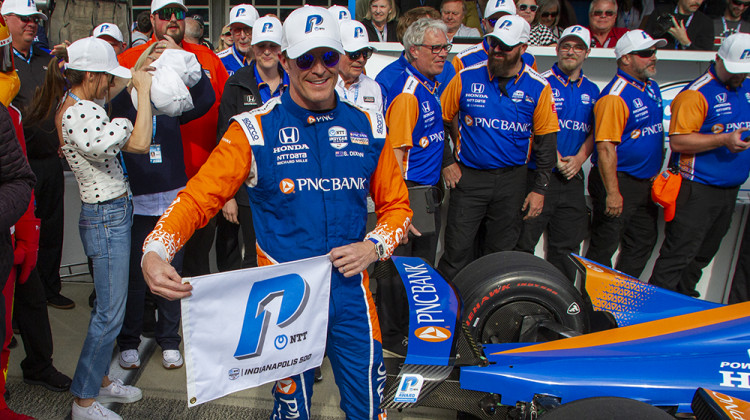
[
  {"xmin": 276, "ymin": 378, "xmax": 297, "ymax": 395},
  {"xmin": 415, "ymin": 326, "xmax": 451, "ymax": 342},
  {"xmin": 280, "ymin": 179, "xmax": 295, "ymax": 194}
]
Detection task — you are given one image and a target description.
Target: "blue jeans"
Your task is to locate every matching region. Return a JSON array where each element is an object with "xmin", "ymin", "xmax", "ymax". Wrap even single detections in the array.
[{"xmin": 71, "ymin": 196, "xmax": 132, "ymax": 399}]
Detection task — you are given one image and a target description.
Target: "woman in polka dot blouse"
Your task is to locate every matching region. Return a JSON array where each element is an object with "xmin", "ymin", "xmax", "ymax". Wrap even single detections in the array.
[{"xmin": 28, "ymin": 36, "xmax": 155, "ymax": 420}]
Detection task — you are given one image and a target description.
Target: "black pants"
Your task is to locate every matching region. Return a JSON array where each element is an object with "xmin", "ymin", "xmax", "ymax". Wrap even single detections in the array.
[
  {"xmin": 730, "ymin": 213, "xmax": 750, "ymax": 304},
  {"xmin": 215, "ymin": 203, "xmax": 257, "ymax": 271},
  {"xmin": 516, "ymin": 171, "xmax": 588, "ymax": 281},
  {"xmin": 28, "ymin": 156, "xmax": 64, "ymax": 299},
  {"xmin": 181, "ymin": 217, "xmax": 216, "ymax": 277},
  {"xmin": 15, "ymin": 267, "xmax": 56, "ymax": 378},
  {"xmin": 117, "ymin": 215, "xmax": 183, "ymax": 351},
  {"xmin": 585, "ymin": 169, "xmax": 658, "ymax": 278},
  {"xmin": 650, "ymin": 180, "xmax": 739, "ymax": 296},
  {"xmin": 437, "ymin": 163, "xmax": 526, "ymax": 280}
]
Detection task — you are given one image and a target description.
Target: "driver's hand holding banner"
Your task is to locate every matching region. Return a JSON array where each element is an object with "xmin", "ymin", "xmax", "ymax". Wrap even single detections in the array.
[{"xmin": 181, "ymin": 255, "xmax": 332, "ymax": 406}]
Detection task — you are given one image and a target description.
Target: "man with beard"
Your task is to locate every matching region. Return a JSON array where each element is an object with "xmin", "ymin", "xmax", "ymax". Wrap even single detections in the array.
[
  {"xmin": 585, "ymin": 30, "xmax": 666, "ymax": 278},
  {"xmin": 644, "ymin": 0, "xmax": 713, "ymax": 50},
  {"xmin": 516, "ymin": 25, "xmax": 599, "ymax": 281},
  {"xmin": 437, "ymin": 14, "xmax": 558, "ymax": 280},
  {"xmin": 650, "ymin": 33, "xmax": 750, "ymax": 296},
  {"xmin": 217, "ymin": 4, "xmax": 259, "ymax": 76},
  {"xmin": 713, "ymin": 0, "xmax": 750, "ymax": 49}
]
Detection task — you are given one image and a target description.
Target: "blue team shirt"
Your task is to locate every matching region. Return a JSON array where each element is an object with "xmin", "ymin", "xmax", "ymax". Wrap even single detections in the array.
[
  {"xmin": 254, "ymin": 63, "xmax": 289, "ymax": 104},
  {"xmin": 376, "ymin": 52, "xmax": 456, "ymax": 98},
  {"xmin": 218, "ymin": 45, "xmax": 250, "ymax": 76},
  {"xmin": 454, "ymin": 39, "xmax": 536, "ymax": 71}
]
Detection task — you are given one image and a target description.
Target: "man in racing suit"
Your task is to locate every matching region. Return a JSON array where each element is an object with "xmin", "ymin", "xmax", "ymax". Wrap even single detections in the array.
[
  {"xmin": 140, "ymin": 7, "xmax": 412, "ymax": 420},
  {"xmin": 650, "ymin": 33, "xmax": 750, "ymax": 296}
]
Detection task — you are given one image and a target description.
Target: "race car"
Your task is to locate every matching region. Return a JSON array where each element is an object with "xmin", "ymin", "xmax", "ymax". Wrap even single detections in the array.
[{"xmin": 381, "ymin": 252, "xmax": 750, "ymax": 419}]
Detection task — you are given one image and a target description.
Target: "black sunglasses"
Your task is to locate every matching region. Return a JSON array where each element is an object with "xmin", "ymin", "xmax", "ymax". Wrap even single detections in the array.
[
  {"xmin": 14, "ymin": 15, "xmax": 41, "ymax": 25},
  {"xmin": 416, "ymin": 43, "xmax": 453, "ymax": 54},
  {"xmin": 631, "ymin": 48, "xmax": 657, "ymax": 58},
  {"xmin": 347, "ymin": 48, "xmax": 374, "ymax": 61},
  {"xmin": 488, "ymin": 37, "xmax": 515, "ymax": 52},
  {"xmin": 592, "ymin": 10, "xmax": 616, "ymax": 17},
  {"xmin": 295, "ymin": 51, "xmax": 340, "ymax": 70},
  {"xmin": 541, "ymin": 11, "xmax": 559, "ymax": 18},
  {"xmin": 155, "ymin": 7, "xmax": 186, "ymax": 21},
  {"xmin": 518, "ymin": 4, "xmax": 538, "ymax": 12},
  {"xmin": 731, "ymin": 0, "xmax": 750, "ymax": 6}
]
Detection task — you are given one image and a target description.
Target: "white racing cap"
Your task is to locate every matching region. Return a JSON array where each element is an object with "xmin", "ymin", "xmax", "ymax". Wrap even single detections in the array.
[
  {"xmin": 718, "ymin": 33, "xmax": 750, "ymax": 74},
  {"xmin": 229, "ymin": 4, "xmax": 259, "ymax": 28},
  {"xmin": 484, "ymin": 0, "xmax": 516, "ymax": 18},
  {"xmin": 251, "ymin": 16, "xmax": 283, "ymax": 46},
  {"xmin": 281, "ymin": 7, "xmax": 343, "ymax": 59},
  {"xmin": 93, "ymin": 23, "xmax": 124, "ymax": 43},
  {"xmin": 328, "ymin": 5, "xmax": 351, "ymax": 21},
  {"xmin": 485, "ymin": 15, "xmax": 530, "ymax": 47},
  {"xmin": 339, "ymin": 19, "xmax": 375, "ymax": 53},
  {"xmin": 614, "ymin": 29, "xmax": 666, "ymax": 59},
  {"xmin": 1, "ymin": 0, "xmax": 47, "ymax": 20},
  {"xmin": 150, "ymin": 0, "xmax": 187, "ymax": 14},
  {"xmin": 559, "ymin": 25, "xmax": 590, "ymax": 48},
  {"xmin": 67, "ymin": 37, "xmax": 131, "ymax": 79}
]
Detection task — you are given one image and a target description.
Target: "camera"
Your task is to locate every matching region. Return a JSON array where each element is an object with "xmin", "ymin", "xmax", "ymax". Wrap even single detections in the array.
[{"xmin": 654, "ymin": 13, "xmax": 675, "ymax": 36}]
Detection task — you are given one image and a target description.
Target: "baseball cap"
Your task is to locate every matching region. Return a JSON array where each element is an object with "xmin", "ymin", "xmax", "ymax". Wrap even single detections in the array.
[
  {"xmin": 718, "ymin": 33, "xmax": 750, "ymax": 74},
  {"xmin": 485, "ymin": 15, "xmax": 529, "ymax": 47},
  {"xmin": 67, "ymin": 37, "xmax": 131, "ymax": 79},
  {"xmin": 328, "ymin": 5, "xmax": 351, "ymax": 21},
  {"xmin": 614, "ymin": 29, "xmax": 666, "ymax": 59},
  {"xmin": 281, "ymin": 7, "xmax": 343, "ymax": 59},
  {"xmin": 251, "ymin": 16, "xmax": 282, "ymax": 46},
  {"xmin": 651, "ymin": 169, "xmax": 681, "ymax": 222},
  {"xmin": 229, "ymin": 4, "xmax": 259, "ymax": 28},
  {"xmin": 559, "ymin": 25, "xmax": 590, "ymax": 48},
  {"xmin": 484, "ymin": 0, "xmax": 516, "ymax": 18},
  {"xmin": 93, "ymin": 23, "xmax": 124, "ymax": 43},
  {"xmin": 1, "ymin": 0, "xmax": 47, "ymax": 20},
  {"xmin": 339, "ymin": 19, "xmax": 374, "ymax": 53},
  {"xmin": 150, "ymin": 0, "xmax": 187, "ymax": 14}
]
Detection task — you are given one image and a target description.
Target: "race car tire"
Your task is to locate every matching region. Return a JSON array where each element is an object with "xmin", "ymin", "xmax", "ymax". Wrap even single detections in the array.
[
  {"xmin": 539, "ymin": 397, "xmax": 674, "ymax": 419},
  {"xmin": 454, "ymin": 251, "xmax": 588, "ymax": 344}
]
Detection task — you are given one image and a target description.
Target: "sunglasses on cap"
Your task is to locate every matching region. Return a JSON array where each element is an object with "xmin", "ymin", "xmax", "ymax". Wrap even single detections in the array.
[
  {"xmin": 518, "ymin": 4, "xmax": 538, "ymax": 12},
  {"xmin": 592, "ymin": 10, "xmax": 616, "ymax": 17},
  {"xmin": 541, "ymin": 11, "xmax": 559, "ymax": 18},
  {"xmin": 488, "ymin": 37, "xmax": 516, "ymax": 52},
  {"xmin": 13, "ymin": 15, "xmax": 41, "ymax": 25},
  {"xmin": 295, "ymin": 50, "xmax": 340, "ymax": 70},
  {"xmin": 347, "ymin": 48, "xmax": 374, "ymax": 61},
  {"xmin": 630, "ymin": 48, "xmax": 657, "ymax": 58},
  {"xmin": 731, "ymin": 0, "xmax": 750, "ymax": 6},
  {"xmin": 154, "ymin": 7, "xmax": 186, "ymax": 21}
]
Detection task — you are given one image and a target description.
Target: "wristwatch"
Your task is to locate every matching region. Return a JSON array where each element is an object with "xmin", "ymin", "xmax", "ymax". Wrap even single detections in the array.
[{"xmin": 367, "ymin": 237, "xmax": 387, "ymax": 260}]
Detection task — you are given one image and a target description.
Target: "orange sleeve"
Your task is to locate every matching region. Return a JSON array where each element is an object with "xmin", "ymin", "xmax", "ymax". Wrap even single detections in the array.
[
  {"xmin": 143, "ymin": 122, "xmax": 253, "ymax": 262},
  {"xmin": 440, "ymin": 73, "xmax": 463, "ymax": 123},
  {"xmin": 668, "ymin": 90, "xmax": 708, "ymax": 136},
  {"xmin": 533, "ymin": 84, "xmax": 560, "ymax": 136},
  {"xmin": 594, "ymin": 95, "xmax": 629, "ymax": 144},
  {"xmin": 386, "ymin": 93, "xmax": 419, "ymax": 149},
  {"xmin": 451, "ymin": 55, "xmax": 464, "ymax": 73},
  {"xmin": 365, "ymin": 128, "xmax": 413, "ymax": 259},
  {"xmin": 531, "ymin": 56, "xmax": 538, "ymax": 72}
]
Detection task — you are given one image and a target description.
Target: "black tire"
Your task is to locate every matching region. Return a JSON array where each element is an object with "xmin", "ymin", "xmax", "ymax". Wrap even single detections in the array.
[
  {"xmin": 539, "ymin": 397, "xmax": 674, "ymax": 419},
  {"xmin": 454, "ymin": 251, "xmax": 588, "ymax": 344}
]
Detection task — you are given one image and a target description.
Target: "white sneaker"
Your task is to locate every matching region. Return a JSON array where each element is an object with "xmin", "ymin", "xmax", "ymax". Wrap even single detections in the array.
[
  {"xmin": 162, "ymin": 349, "xmax": 183, "ymax": 369},
  {"xmin": 72, "ymin": 401, "xmax": 122, "ymax": 420},
  {"xmin": 118, "ymin": 349, "xmax": 140, "ymax": 369},
  {"xmin": 96, "ymin": 378, "xmax": 142, "ymax": 404}
]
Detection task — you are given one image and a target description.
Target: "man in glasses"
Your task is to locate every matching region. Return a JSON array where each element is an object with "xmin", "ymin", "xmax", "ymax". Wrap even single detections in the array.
[
  {"xmin": 336, "ymin": 19, "xmax": 384, "ymax": 113},
  {"xmin": 437, "ymin": 15, "xmax": 558, "ymax": 280},
  {"xmin": 713, "ymin": 0, "xmax": 749, "ymax": 49},
  {"xmin": 644, "ymin": 0, "xmax": 713, "ymax": 50},
  {"xmin": 1, "ymin": 0, "xmax": 74, "ymax": 394},
  {"xmin": 585, "ymin": 30, "xmax": 666, "ymax": 279},
  {"xmin": 114, "ymin": 0, "xmax": 224, "ymax": 373},
  {"xmin": 650, "ymin": 33, "xmax": 750, "ymax": 297},
  {"xmin": 516, "ymin": 25, "xmax": 599, "ymax": 281},
  {"xmin": 588, "ymin": 0, "xmax": 627, "ymax": 48},
  {"xmin": 217, "ymin": 4, "xmax": 259, "ymax": 76},
  {"xmin": 140, "ymin": 7, "xmax": 411, "ymax": 420}
]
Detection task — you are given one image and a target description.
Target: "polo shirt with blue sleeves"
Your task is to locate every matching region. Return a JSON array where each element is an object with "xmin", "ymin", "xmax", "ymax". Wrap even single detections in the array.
[
  {"xmin": 591, "ymin": 68, "xmax": 665, "ymax": 180},
  {"xmin": 669, "ymin": 64, "xmax": 750, "ymax": 187},
  {"xmin": 376, "ymin": 52, "xmax": 455, "ymax": 98},
  {"xmin": 451, "ymin": 39, "xmax": 537, "ymax": 73},
  {"xmin": 385, "ymin": 62, "xmax": 445, "ymax": 186},
  {"xmin": 218, "ymin": 44, "xmax": 250, "ymax": 76},
  {"xmin": 440, "ymin": 61, "xmax": 559, "ymax": 170}
]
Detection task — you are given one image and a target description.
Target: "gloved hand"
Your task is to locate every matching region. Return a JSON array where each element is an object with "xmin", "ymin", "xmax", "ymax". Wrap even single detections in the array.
[{"xmin": 12, "ymin": 217, "xmax": 40, "ymax": 284}]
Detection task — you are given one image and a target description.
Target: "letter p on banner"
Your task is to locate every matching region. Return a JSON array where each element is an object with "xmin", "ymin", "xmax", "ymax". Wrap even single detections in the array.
[{"xmin": 181, "ymin": 255, "xmax": 331, "ymax": 406}]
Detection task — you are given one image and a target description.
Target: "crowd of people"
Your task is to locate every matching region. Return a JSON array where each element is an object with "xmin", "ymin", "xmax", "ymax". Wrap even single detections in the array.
[{"xmin": 0, "ymin": 0, "xmax": 749, "ymax": 418}]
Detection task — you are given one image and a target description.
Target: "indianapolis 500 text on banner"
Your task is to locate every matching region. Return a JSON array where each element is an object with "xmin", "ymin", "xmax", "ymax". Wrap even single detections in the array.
[{"xmin": 181, "ymin": 255, "xmax": 332, "ymax": 406}]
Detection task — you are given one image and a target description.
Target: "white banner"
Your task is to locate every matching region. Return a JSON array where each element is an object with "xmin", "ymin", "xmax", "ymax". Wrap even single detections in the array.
[{"xmin": 181, "ymin": 255, "xmax": 332, "ymax": 406}]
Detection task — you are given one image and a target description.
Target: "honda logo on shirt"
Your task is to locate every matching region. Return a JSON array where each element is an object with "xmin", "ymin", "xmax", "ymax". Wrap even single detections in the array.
[
  {"xmin": 279, "ymin": 127, "xmax": 300, "ymax": 144},
  {"xmin": 471, "ymin": 83, "xmax": 485, "ymax": 94},
  {"xmin": 633, "ymin": 98, "xmax": 644, "ymax": 109},
  {"xmin": 716, "ymin": 93, "xmax": 728, "ymax": 103},
  {"xmin": 421, "ymin": 101, "xmax": 431, "ymax": 113}
]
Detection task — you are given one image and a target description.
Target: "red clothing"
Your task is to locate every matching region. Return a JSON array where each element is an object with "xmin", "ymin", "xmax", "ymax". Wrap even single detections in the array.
[
  {"xmin": 589, "ymin": 26, "xmax": 628, "ymax": 48},
  {"xmin": 118, "ymin": 37, "xmax": 229, "ymax": 178}
]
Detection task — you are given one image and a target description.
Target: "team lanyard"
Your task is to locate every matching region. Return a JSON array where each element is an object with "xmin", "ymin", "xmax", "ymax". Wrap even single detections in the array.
[
  {"xmin": 12, "ymin": 45, "xmax": 32, "ymax": 65},
  {"xmin": 721, "ymin": 16, "xmax": 741, "ymax": 37},
  {"xmin": 673, "ymin": 6, "xmax": 694, "ymax": 49}
]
